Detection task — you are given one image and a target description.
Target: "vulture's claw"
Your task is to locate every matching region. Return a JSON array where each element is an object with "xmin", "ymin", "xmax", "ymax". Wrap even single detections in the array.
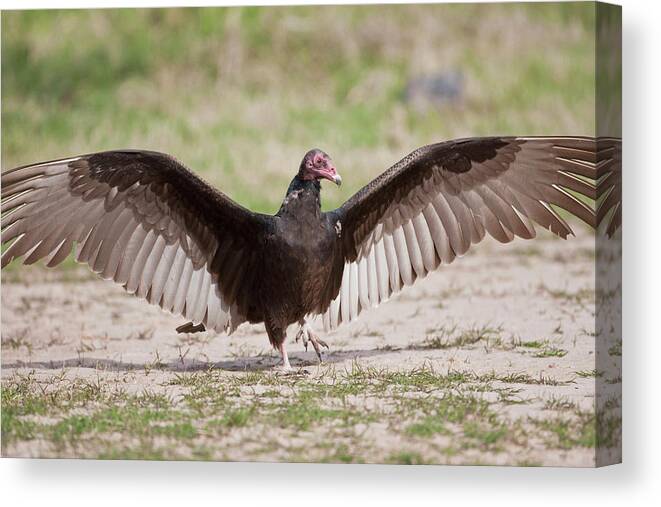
[
  {"xmin": 309, "ymin": 334, "xmax": 329, "ymax": 363},
  {"xmin": 296, "ymin": 320, "xmax": 330, "ymax": 363}
]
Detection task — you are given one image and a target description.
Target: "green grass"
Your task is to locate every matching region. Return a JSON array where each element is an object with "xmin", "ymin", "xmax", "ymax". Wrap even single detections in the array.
[
  {"xmin": 520, "ymin": 340, "xmax": 546, "ymax": 349},
  {"xmin": 533, "ymin": 347, "xmax": 568, "ymax": 358},
  {"xmin": 516, "ymin": 339, "xmax": 569, "ymax": 359},
  {"xmin": 575, "ymin": 369, "xmax": 603, "ymax": 378},
  {"xmin": 387, "ymin": 451, "xmax": 426, "ymax": 465},
  {"xmin": 530, "ymin": 413, "xmax": 597, "ymax": 450},
  {"xmin": 2, "ymin": 360, "xmax": 616, "ymax": 462},
  {"xmin": 273, "ymin": 390, "xmax": 360, "ymax": 431},
  {"xmin": 476, "ymin": 371, "xmax": 571, "ymax": 386},
  {"xmin": 216, "ymin": 408, "xmax": 254, "ymax": 429},
  {"xmin": 462, "ymin": 421, "xmax": 507, "ymax": 448},
  {"xmin": 608, "ymin": 340, "xmax": 622, "ymax": 356},
  {"xmin": 0, "ymin": 332, "xmax": 33, "ymax": 352},
  {"xmin": 544, "ymin": 396, "xmax": 578, "ymax": 411},
  {"xmin": 419, "ymin": 324, "xmax": 504, "ymax": 350},
  {"xmin": 406, "ymin": 416, "xmax": 449, "ymax": 438}
]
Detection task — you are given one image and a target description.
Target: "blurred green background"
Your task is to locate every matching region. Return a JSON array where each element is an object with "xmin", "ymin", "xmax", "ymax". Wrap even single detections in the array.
[{"xmin": 2, "ymin": 3, "xmax": 595, "ymax": 213}]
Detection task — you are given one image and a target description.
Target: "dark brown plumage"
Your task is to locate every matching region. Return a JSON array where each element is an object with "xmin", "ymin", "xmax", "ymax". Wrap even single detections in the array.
[{"xmin": 0, "ymin": 136, "xmax": 621, "ymax": 370}]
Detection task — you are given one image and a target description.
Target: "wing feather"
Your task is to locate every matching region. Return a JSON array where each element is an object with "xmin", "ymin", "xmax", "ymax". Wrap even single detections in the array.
[
  {"xmin": 366, "ymin": 247, "xmax": 379, "ymax": 306},
  {"xmin": 172, "ymin": 257, "xmax": 194, "ymax": 316},
  {"xmin": 382, "ymin": 232, "xmax": 401, "ymax": 292},
  {"xmin": 422, "ymin": 203, "xmax": 455, "ymax": 264},
  {"xmin": 148, "ymin": 240, "xmax": 178, "ymax": 305},
  {"xmin": 374, "ymin": 238, "xmax": 390, "ymax": 302},
  {"xmin": 357, "ymin": 255, "xmax": 370, "ymax": 310},
  {"xmin": 126, "ymin": 228, "xmax": 158, "ymax": 294},
  {"xmin": 392, "ymin": 222, "xmax": 413, "ymax": 286},
  {"xmin": 161, "ymin": 247, "xmax": 187, "ymax": 312},
  {"xmin": 402, "ymin": 218, "xmax": 426, "ymax": 278},
  {"xmin": 349, "ymin": 261, "xmax": 359, "ymax": 320},
  {"xmin": 412, "ymin": 213, "xmax": 438, "ymax": 272},
  {"xmin": 115, "ymin": 224, "xmax": 149, "ymax": 285}
]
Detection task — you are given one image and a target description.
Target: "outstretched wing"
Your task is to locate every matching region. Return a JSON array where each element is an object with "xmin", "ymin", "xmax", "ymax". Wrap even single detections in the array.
[
  {"xmin": 319, "ymin": 136, "xmax": 606, "ymax": 331},
  {"xmin": 1, "ymin": 150, "xmax": 271, "ymax": 333}
]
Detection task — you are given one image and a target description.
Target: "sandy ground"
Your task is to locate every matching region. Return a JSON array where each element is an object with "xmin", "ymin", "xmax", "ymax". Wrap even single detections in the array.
[{"xmin": 0, "ymin": 228, "xmax": 622, "ymax": 466}]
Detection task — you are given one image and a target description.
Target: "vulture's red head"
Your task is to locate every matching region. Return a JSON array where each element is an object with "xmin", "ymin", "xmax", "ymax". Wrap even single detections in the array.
[{"xmin": 299, "ymin": 149, "xmax": 342, "ymax": 186}]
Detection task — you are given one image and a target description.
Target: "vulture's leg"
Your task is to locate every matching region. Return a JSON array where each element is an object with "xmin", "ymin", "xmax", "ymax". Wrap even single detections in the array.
[
  {"xmin": 296, "ymin": 319, "xmax": 329, "ymax": 363},
  {"xmin": 277, "ymin": 342, "xmax": 292, "ymax": 372},
  {"xmin": 266, "ymin": 322, "xmax": 292, "ymax": 372}
]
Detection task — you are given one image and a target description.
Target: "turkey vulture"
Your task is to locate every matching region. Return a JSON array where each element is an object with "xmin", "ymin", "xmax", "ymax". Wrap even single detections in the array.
[{"xmin": 1, "ymin": 136, "xmax": 621, "ymax": 371}]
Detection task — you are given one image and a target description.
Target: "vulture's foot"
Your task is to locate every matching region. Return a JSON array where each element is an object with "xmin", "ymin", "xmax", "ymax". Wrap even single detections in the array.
[
  {"xmin": 274, "ymin": 343, "xmax": 309, "ymax": 375},
  {"xmin": 296, "ymin": 320, "xmax": 329, "ymax": 363}
]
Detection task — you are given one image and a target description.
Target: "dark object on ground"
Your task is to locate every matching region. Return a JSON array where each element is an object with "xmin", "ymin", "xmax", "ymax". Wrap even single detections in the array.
[{"xmin": 404, "ymin": 71, "xmax": 465, "ymax": 107}]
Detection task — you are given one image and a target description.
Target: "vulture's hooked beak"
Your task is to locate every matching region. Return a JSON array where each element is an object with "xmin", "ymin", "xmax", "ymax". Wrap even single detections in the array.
[{"xmin": 323, "ymin": 166, "xmax": 342, "ymax": 186}]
